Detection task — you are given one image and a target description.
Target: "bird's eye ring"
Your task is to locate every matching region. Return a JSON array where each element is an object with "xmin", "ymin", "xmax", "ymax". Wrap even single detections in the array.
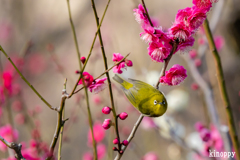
[{"xmin": 154, "ymin": 100, "xmax": 157, "ymax": 105}]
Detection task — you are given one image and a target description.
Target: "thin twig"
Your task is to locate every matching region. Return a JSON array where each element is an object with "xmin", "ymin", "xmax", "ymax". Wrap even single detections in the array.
[
  {"xmin": 141, "ymin": 0, "xmax": 153, "ymax": 27},
  {"xmin": 73, "ymin": 53, "xmax": 130, "ymax": 94},
  {"xmin": 90, "ymin": 0, "xmax": 122, "ymax": 155},
  {"xmin": 66, "ymin": 0, "xmax": 98, "ymax": 158},
  {"xmin": 58, "ymin": 81, "xmax": 67, "ymax": 160},
  {"xmin": 0, "ymin": 46, "xmax": 55, "ymax": 110},
  {"xmin": 0, "ymin": 135, "xmax": 26, "ymax": 160},
  {"xmin": 46, "ymin": 79, "xmax": 69, "ymax": 160},
  {"xmin": 203, "ymin": 19, "xmax": 240, "ymax": 160},
  {"xmin": 68, "ymin": 0, "xmax": 111, "ymax": 98},
  {"xmin": 114, "ymin": 114, "xmax": 144, "ymax": 160},
  {"xmin": 156, "ymin": 41, "xmax": 178, "ymax": 88}
]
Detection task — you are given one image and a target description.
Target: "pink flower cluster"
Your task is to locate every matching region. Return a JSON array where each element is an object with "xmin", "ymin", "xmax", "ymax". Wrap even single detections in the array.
[
  {"xmin": 195, "ymin": 122, "xmax": 224, "ymax": 157},
  {"xmin": 160, "ymin": 64, "xmax": 187, "ymax": 86},
  {"xmin": 3, "ymin": 139, "xmax": 49, "ymax": 160},
  {"xmin": 78, "ymin": 72, "xmax": 107, "ymax": 94},
  {"xmin": 134, "ymin": 0, "xmax": 218, "ymax": 85},
  {"xmin": 0, "ymin": 124, "xmax": 19, "ymax": 152},
  {"xmin": 112, "ymin": 53, "xmax": 133, "ymax": 74}
]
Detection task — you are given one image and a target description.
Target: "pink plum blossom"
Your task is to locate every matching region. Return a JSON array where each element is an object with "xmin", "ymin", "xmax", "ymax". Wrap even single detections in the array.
[
  {"xmin": 169, "ymin": 23, "xmax": 191, "ymax": 42},
  {"xmin": 112, "ymin": 53, "xmax": 133, "ymax": 74},
  {"xmin": 3, "ymin": 71, "xmax": 13, "ymax": 91},
  {"xmin": 214, "ymin": 35, "xmax": 225, "ymax": 51},
  {"xmin": 194, "ymin": 58, "xmax": 202, "ymax": 67},
  {"xmin": 142, "ymin": 152, "xmax": 159, "ymax": 160},
  {"xmin": 0, "ymin": 124, "xmax": 19, "ymax": 152},
  {"xmin": 78, "ymin": 72, "xmax": 94, "ymax": 87},
  {"xmin": 83, "ymin": 152, "xmax": 93, "ymax": 160},
  {"xmin": 88, "ymin": 121, "xmax": 105, "ymax": 144},
  {"xmin": 141, "ymin": 117, "xmax": 156, "ymax": 130},
  {"xmin": 148, "ymin": 42, "xmax": 171, "ymax": 62},
  {"xmin": 187, "ymin": 8, "xmax": 207, "ymax": 31},
  {"xmin": 140, "ymin": 27, "xmax": 167, "ymax": 43},
  {"xmin": 112, "ymin": 53, "xmax": 124, "ymax": 62},
  {"xmin": 89, "ymin": 77, "xmax": 107, "ymax": 94},
  {"xmin": 112, "ymin": 62, "xmax": 126, "ymax": 74},
  {"xmin": 0, "ymin": 22, "xmax": 12, "ymax": 42},
  {"xmin": 12, "ymin": 100, "xmax": 22, "ymax": 112},
  {"xmin": 200, "ymin": 128, "xmax": 211, "ymax": 142},
  {"xmin": 28, "ymin": 54, "xmax": 46, "ymax": 75},
  {"xmin": 195, "ymin": 122, "xmax": 205, "ymax": 132},
  {"xmin": 176, "ymin": 36, "xmax": 195, "ymax": 53},
  {"xmin": 15, "ymin": 113, "xmax": 25, "ymax": 125},
  {"xmin": 160, "ymin": 64, "xmax": 187, "ymax": 86},
  {"xmin": 133, "ymin": 4, "xmax": 150, "ymax": 28},
  {"xmin": 92, "ymin": 95, "xmax": 102, "ymax": 105},
  {"xmin": 192, "ymin": 0, "xmax": 212, "ymax": 11},
  {"xmin": 97, "ymin": 143, "xmax": 106, "ymax": 160},
  {"xmin": 175, "ymin": 7, "xmax": 193, "ymax": 25},
  {"xmin": 189, "ymin": 49, "xmax": 197, "ymax": 59}
]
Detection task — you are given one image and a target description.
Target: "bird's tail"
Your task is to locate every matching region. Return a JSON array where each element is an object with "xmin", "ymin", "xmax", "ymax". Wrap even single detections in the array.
[
  {"xmin": 113, "ymin": 74, "xmax": 133, "ymax": 90},
  {"xmin": 113, "ymin": 74, "xmax": 124, "ymax": 84}
]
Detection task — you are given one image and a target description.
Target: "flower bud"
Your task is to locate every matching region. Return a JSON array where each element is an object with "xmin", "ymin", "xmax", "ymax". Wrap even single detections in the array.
[
  {"xmin": 189, "ymin": 50, "xmax": 197, "ymax": 59},
  {"xmin": 119, "ymin": 112, "xmax": 128, "ymax": 120},
  {"xmin": 102, "ymin": 106, "xmax": 111, "ymax": 114},
  {"xmin": 113, "ymin": 138, "xmax": 119, "ymax": 144},
  {"xmin": 122, "ymin": 140, "xmax": 129, "ymax": 146},
  {"xmin": 75, "ymin": 70, "xmax": 80, "ymax": 74},
  {"xmin": 194, "ymin": 59, "xmax": 202, "ymax": 67},
  {"xmin": 80, "ymin": 57, "xmax": 86, "ymax": 64},
  {"xmin": 102, "ymin": 119, "xmax": 112, "ymax": 130},
  {"xmin": 119, "ymin": 150, "xmax": 123, "ymax": 154},
  {"xmin": 125, "ymin": 60, "xmax": 133, "ymax": 67},
  {"xmin": 113, "ymin": 147, "xmax": 118, "ymax": 151}
]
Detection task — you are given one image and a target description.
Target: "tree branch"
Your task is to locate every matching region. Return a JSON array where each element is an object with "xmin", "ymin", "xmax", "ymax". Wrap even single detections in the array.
[
  {"xmin": 0, "ymin": 46, "xmax": 55, "ymax": 110},
  {"xmin": 0, "ymin": 135, "xmax": 26, "ymax": 160},
  {"xmin": 203, "ymin": 19, "xmax": 240, "ymax": 160}
]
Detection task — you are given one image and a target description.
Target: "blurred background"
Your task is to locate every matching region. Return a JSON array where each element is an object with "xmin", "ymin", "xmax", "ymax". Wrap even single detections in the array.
[{"xmin": 0, "ymin": 0, "xmax": 239, "ymax": 159}]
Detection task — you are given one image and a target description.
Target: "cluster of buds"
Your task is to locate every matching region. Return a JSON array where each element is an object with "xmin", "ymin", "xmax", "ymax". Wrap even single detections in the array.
[
  {"xmin": 113, "ymin": 139, "xmax": 129, "ymax": 154},
  {"xmin": 101, "ymin": 105, "xmax": 129, "ymax": 153}
]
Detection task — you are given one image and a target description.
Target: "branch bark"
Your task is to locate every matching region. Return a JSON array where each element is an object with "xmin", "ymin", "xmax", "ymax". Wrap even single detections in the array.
[{"xmin": 203, "ymin": 19, "xmax": 240, "ymax": 160}]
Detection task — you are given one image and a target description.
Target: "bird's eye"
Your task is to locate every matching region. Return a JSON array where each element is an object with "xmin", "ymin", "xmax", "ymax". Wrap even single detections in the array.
[
  {"xmin": 154, "ymin": 100, "xmax": 157, "ymax": 105},
  {"xmin": 162, "ymin": 101, "xmax": 165, "ymax": 105}
]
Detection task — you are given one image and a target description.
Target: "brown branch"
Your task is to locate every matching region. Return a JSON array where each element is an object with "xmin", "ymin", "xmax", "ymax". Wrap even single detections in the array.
[
  {"xmin": 90, "ymin": 0, "xmax": 121, "ymax": 156},
  {"xmin": 46, "ymin": 79, "xmax": 69, "ymax": 160},
  {"xmin": 0, "ymin": 135, "xmax": 26, "ymax": 160},
  {"xmin": 0, "ymin": 46, "xmax": 55, "ymax": 111},
  {"xmin": 141, "ymin": 0, "xmax": 153, "ymax": 27},
  {"xmin": 203, "ymin": 19, "xmax": 240, "ymax": 160},
  {"xmin": 68, "ymin": 0, "xmax": 112, "ymax": 98}
]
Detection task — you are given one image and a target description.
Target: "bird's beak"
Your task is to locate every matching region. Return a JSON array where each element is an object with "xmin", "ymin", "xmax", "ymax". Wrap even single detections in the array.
[{"xmin": 158, "ymin": 101, "xmax": 164, "ymax": 105}]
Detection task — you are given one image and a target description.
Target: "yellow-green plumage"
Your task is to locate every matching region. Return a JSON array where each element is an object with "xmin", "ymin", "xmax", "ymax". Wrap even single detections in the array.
[{"xmin": 113, "ymin": 74, "xmax": 167, "ymax": 117}]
